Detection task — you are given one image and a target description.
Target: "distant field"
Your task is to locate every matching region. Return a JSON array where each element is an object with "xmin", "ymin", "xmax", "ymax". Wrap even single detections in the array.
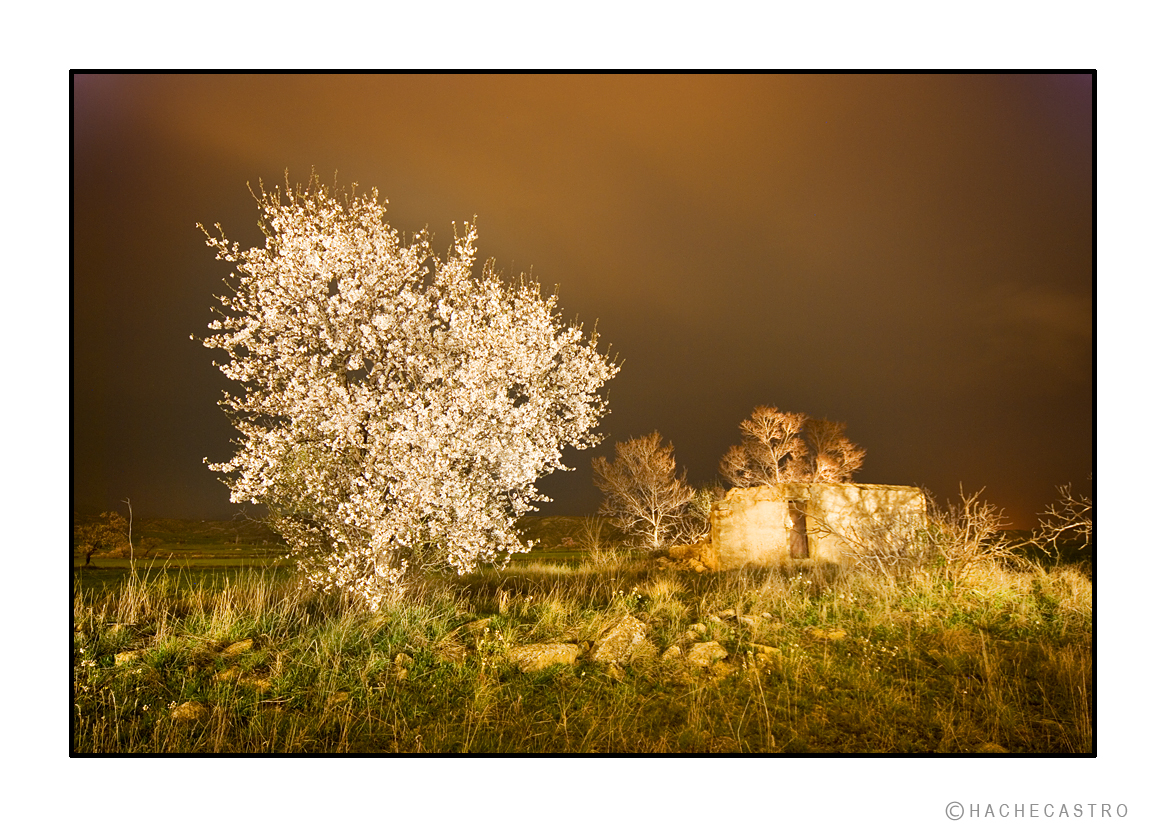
[{"xmin": 72, "ymin": 515, "xmax": 602, "ymax": 588}]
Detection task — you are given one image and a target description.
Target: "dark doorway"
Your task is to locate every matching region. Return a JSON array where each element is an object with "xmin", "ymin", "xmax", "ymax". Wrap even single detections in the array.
[{"xmin": 789, "ymin": 501, "xmax": 809, "ymax": 559}]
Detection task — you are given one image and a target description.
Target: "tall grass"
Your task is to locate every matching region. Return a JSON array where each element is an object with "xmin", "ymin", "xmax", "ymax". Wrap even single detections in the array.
[{"xmin": 73, "ymin": 555, "xmax": 1092, "ymax": 753}]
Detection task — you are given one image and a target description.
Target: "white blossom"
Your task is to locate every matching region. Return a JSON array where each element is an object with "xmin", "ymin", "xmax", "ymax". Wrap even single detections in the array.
[{"xmin": 198, "ymin": 175, "xmax": 619, "ymax": 607}]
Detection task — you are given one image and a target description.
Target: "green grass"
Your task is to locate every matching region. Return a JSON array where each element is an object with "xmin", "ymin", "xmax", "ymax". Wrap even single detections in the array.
[
  {"xmin": 73, "ymin": 515, "xmax": 594, "ymax": 572},
  {"xmin": 72, "ymin": 544, "xmax": 1092, "ymax": 754}
]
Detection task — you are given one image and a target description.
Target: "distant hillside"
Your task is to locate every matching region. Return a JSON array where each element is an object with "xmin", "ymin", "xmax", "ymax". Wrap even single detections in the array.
[{"xmin": 76, "ymin": 513, "xmax": 620, "ymax": 554}]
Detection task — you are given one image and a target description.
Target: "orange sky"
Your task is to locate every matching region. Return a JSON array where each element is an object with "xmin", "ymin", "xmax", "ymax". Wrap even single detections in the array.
[{"xmin": 72, "ymin": 74, "xmax": 1093, "ymax": 527}]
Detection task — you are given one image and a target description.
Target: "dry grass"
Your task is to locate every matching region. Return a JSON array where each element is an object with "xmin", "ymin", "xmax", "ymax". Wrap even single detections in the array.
[{"xmin": 73, "ymin": 555, "xmax": 1092, "ymax": 754}]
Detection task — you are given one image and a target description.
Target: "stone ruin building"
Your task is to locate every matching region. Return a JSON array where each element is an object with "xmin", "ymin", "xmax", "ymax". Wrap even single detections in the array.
[{"xmin": 668, "ymin": 482, "xmax": 928, "ymax": 571}]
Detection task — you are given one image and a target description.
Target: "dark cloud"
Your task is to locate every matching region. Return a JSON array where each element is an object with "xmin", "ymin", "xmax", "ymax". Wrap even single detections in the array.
[{"xmin": 72, "ymin": 73, "xmax": 1093, "ymax": 527}]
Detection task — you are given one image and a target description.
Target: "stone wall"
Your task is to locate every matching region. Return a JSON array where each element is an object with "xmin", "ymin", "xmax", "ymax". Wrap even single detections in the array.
[{"xmin": 680, "ymin": 482, "xmax": 927, "ymax": 570}]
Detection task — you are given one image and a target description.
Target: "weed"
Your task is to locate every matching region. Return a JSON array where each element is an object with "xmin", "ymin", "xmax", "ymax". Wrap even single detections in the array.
[{"xmin": 72, "ymin": 553, "xmax": 1092, "ymax": 753}]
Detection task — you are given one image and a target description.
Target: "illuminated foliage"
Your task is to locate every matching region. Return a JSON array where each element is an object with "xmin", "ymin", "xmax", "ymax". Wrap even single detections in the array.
[
  {"xmin": 198, "ymin": 175, "xmax": 618, "ymax": 607},
  {"xmin": 802, "ymin": 417, "xmax": 866, "ymax": 483},
  {"xmin": 720, "ymin": 407, "xmax": 864, "ymax": 487}
]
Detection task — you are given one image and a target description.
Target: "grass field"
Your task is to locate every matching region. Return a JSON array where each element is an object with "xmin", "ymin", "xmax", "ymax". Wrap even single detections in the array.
[{"xmin": 71, "ymin": 517, "xmax": 1092, "ymax": 754}]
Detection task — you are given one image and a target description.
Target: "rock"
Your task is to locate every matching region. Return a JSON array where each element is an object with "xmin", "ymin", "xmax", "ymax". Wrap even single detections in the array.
[
  {"xmin": 170, "ymin": 700, "xmax": 207, "ymax": 723},
  {"xmin": 717, "ymin": 609, "xmax": 738, "ymax": 620},
  {"xmin": 683, "ymin": 623, "xmax": 708, "ymax": 642},
  {"xmin": 749, "ymin": 643, "xmax": 781, "ymax": 663},
  {"xmin": 668, "ymin": 544, "xmax": 698, "ymax": 560},
  {"xmin": 214, "ymin": 666, "xmax": 240, "ymax": 682},
  {"xmin": 688, "ymin": 641, "xmax": 729, "ymax": 667},
  {"xmin": 668, "ymin": 542, "xmax": 717, "ymax": 572},
  {"xmin": 115, "ymin": 650, "xmax": 144, "ymax": 666},
  {"xmin": 222, "ymin": 639, "xmax": 253, "ymax": 656},
  {"xmin": 242, "ymin": 676, "xmax": 272, "ymax": 693},
  {"xmin": 809, "ymin": 628, "xmax": 847, "ymax": 641},
  {"xmin": 508, "ymin": 643, "xmax": 581, "ymax": 672},
  {"xmin": 736, "ymin": 615, "xmax": 760, "ymax": 629},
  {"xmin": 601, "ymin": 664, "xmax": 627, "ymax": 682},
  {"xmin": 662, "ymin": 644, "xmax": 683, "ymax": 661},
  {"xmin": 590, "ymin": 615, "xmax": 653, "ymax": 665}
]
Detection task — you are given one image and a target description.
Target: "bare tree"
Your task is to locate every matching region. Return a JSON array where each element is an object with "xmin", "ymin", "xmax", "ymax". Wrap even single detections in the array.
[
  {"xmin": 928, "ymin": 487, "xmax": 1033, "ymax": 583},
  {"xmin": 802, "ymin": 417, "xmax": 865, "ymax": 482},
  {"xmin": 719, "ymin": 406, "xmax": 808, "ymax": 487},
  {"xmin": 678, "ymin": 482, "xmax": 726, "ymax": 543},
  {"xmin": 73, "ymin": 511, "xmax": 128, "ymax": 567},
  {"xmin": 823, "ymin": 503, "xmax": 931, "ymax": 578},
  {"xmin": 592, "ymin": 432, "xmax": 695, "ymax": 550},
  {"xmin": 824, "ymin": 487, "xmax": 1031, "ymax": 582},
  {"xmin": 1034, "ymin": 483, "xmax": 1093, "ymax": 561}
]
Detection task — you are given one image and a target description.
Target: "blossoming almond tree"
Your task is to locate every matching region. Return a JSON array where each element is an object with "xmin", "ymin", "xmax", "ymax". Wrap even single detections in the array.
[{"xmin": 198, "ymin": 176, "xmax": 619, "ymax": 607}]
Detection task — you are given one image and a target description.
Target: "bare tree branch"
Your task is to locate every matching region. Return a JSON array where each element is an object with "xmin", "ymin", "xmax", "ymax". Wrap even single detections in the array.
[
  {"xmin": 592, "ymin": 432, "xmax": 695, "ymax": 550},
  {"xmin": 720, "ymin": 406, "xmax": 809, "ymax": 486},
  {"xmin": 1035, "ymin": 483, "xmax": 1093, "ymax": 555},
  {"xmin": 803, "ymin": 417, "xmax": 865, "ymax": 483}
]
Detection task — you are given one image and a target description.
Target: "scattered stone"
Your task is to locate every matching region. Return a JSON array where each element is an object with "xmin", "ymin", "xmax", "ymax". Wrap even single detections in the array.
[
  {"xmin": 170, "ymin": 700, "xmax": 208, "ymax": 723},
  {"xmin": 809, "ymin": 628, "xmax": 847, "ymax": 641},
  {"xmin": 590, "ymin": 615, "xmax": 653, "ymax": 665},
  {"xmin": 749, "ymin": 643, "xmax": 781, "ymax": 663},
  {"xmin": 508, "ymin": 643, "xmax": 581, "ymax": 672},
  {"xmin": 667, "ymin": 542, "xmax": 717, "ymax": 572},
  {"xmin": 242, "ymin": 676, "xmax": 272, "ymax": 693},
  {"xmin": 662, "ymin": 644, "xmax": 683, "ymax": 661},
  {"xmin": 114, "ymin": 650, "xmax": 144, "ymax": 666},
  {"xmin": 736, "ymin": 615, "xmax": 760, "ymax": 629},
  {"xmin": 683, "ymin": 623, "xmax": 708, "ymax": 642},
  {"xmin": 222, "ymin": 639, "xmax": 253, "ymax": 657},
  {"xmin": 688, "ymin": 641, "xmax": 729, "ymax": 667},
  {"xmin": 215, "ymin": 666, "xmax": 240, "ymax": 682},
  {"xmin": 602, "ymin": 663, "xmax": 627, "ymax": 682},
  {"xmin": 717, "ymin": 609, "xmax": 738, "ymax": 620}
]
